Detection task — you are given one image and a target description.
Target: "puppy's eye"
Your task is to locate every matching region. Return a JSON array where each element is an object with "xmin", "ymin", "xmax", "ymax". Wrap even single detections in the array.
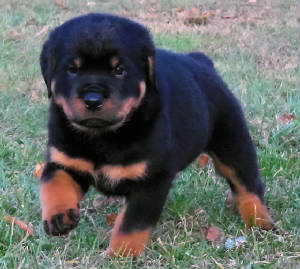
[
  {"xmin": 67, "ymin": 65, "xmax": 78, "ymax": 75},
  {"xmin": 112, "ymin": 65, "xmax": 126, "ymax": 78}
]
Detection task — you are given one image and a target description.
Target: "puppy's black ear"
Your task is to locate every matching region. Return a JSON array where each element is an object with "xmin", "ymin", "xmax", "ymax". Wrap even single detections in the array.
[{"xmin": 40, "ymin": 39, "xmax": 55, "ymax": 98}]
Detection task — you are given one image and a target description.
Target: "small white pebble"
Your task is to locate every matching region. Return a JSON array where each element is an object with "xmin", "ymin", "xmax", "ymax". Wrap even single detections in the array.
[
  {"xmin": 277, "ymin": 235, "xmax": 284, "ymax": 242},
  {"xmin": 225, "ymin": 238, "xmax": 235, "ymax": 250},
  {"xmin": 236, "ymin": 236, "xmax": 247, "ymax": 244}
]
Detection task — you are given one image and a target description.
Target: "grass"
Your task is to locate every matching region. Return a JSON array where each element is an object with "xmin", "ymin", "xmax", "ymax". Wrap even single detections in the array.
[{"xmin": 0, "ymin": 0, "xmax": 299, "ymax": 268}]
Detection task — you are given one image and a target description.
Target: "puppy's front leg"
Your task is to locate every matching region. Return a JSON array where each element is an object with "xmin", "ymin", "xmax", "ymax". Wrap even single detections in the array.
[
  {"xmin": 108, "ymin": 180, "xmax": 172, "ymax": 257},
  {"xmin": 40, "ymin": 164, "xmax": 84, "ymax": 235}
]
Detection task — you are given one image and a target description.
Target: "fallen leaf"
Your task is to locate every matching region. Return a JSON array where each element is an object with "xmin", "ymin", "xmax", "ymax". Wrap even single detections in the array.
[
  {"xmin": 35, "ymin": 25, "xmax": 50, "ymax": 38},
  {"xmin": 221, "ymin": 12, "xmax": 238, "ymax": 19},
  {"xmin": 30, "ymin": 89, "xmax": 39, "ymax": 101},
  {"xmin": 93, "ymin": 196, "xmax": 117, "ymax": 209},
  {"xmin": 196, "ymin": 154, "xmax": 210, "ymax": 168},
  {"xmin": 202, "ymin": 11, "xmax": 212, "ymax": 18},
  {"xmin": 173, "ymin": 7, "xmax": 184, "ymax": 13},
  {"xmin": 25, "ymin": 17, "xmax": 38, "ymax": 26},
  {"xmin": 177, "ymin": 6, "xmax": 200, "ymax": 19},
  {"xmin": 53, "ymin": 0, "xmax": 68, "ymax": 9},
  {"xmin": 87, "ymin": 1, "xmax": 96, "ymax": 6},
  {"xmin": 66, "ymin": 259, "xmax": 80, "ymax": 265},
  {"xmin": 10, "ymin": 30, "xmax": 22, "ymax": 40},
  {"xmin": 33, "ymin": 162, "xmax": 44, "ymax": 179},
  {"xmin": 276, "ymin": 112, "xmax": 296, "ymax": 125},
  {"xmin": 106, "ymin": 213, "xmax": 118, "ymax": 227},
  {"xmin": 205, "ymin": 226, "xmax": 222, "ymax": 242},
  {"xmin": 4, "ymin": 216, "xmax": 34, "ymax": 236},
  {"xmin": 238, "ymin": 41, "xmax": 246, "ymax": 48},
  {"xmin": 108, "ymin": 197, "xmax": 116, "ymax": 203},
  {"xmin": 185, "ymin": 16, "xmax": 208, "ymax": 26}
]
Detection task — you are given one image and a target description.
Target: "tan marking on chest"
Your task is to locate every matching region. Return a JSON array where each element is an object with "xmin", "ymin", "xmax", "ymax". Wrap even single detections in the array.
[
  {"xmin": 100, "ymin": 162, "xmax": 147, "ymax": 181},
  {"xmin": 50, "ymin": 147, "xmax": 94, "ymax": 175}
]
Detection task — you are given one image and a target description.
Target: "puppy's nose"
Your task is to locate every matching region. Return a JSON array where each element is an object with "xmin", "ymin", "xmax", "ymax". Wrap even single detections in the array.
[{"xmin": 83, "ymin": 92, "xmax": 103, "ymax": 110}]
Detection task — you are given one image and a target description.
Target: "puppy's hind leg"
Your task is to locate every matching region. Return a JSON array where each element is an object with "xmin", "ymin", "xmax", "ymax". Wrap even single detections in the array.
[{"xmin": 207, "ymin": 108, "xmax": 273, "ymax": 230}]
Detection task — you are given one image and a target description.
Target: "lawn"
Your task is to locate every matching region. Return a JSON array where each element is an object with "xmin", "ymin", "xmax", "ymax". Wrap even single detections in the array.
[{"xmin": 0, "ymin": 0, "xmax": 299, "ymax": 268}]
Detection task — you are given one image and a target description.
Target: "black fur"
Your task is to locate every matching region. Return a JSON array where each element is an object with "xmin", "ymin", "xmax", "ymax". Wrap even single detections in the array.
[{"xmin": 40, "ymin": 13, "xmax": 266, "ymax": 236}]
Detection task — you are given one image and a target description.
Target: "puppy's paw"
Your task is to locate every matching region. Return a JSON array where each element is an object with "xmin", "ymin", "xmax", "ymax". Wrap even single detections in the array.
[
  {"xmin": 237, "ymin": 194, "xmax": 274, "ymax": 230},
  {"xmin": 43, "ymin": 207, "xmax": 80, "ymax": 236},
  {"xmin": 40, "ymin": 170, "xmax": 83, "ymax": 236}
]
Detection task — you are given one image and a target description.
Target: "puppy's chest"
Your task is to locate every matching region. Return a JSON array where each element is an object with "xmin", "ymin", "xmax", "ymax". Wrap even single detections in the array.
[{"xmin": 49, "ymin": 146, "xmax": 147, "ymax": 183}]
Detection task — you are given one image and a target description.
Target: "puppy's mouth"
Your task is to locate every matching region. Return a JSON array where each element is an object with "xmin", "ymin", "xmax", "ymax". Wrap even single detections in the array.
[{"xmin": 74, "ymin": 118, "xmax": 123, "ymax": 129}]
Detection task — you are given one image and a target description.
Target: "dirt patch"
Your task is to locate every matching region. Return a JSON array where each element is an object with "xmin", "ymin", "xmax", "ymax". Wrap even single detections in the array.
[{"xmin": 120, "ymin": 1, "xmax": 299, "ymax": 74}]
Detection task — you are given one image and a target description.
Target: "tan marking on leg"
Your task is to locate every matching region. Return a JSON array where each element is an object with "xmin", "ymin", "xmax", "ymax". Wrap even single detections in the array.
[
  {"xmin": 40, "ymin": 170, "xmax": 83, "ymax": 222},
  {"xmin": 100, "ymin": 162, "xmax": 147, "ymax": 181},
  {"xmin": 108, "ymin": 207, "xmax": 151, "ymax": 257},
  {"xmin": 50, "ymin": 147, "xmax": 94, "ymax": 175},
  {"xmin": 211, "ymin": 154, "xmax": 273, "ymax": 230},
  {"xmin": 212, "ymin": 154, "xmax": 246, "ymax": 193},
  {"xmin": 110, "ymin": 56, "xmax": 119, "ymax": 68},
  {"xmin": 237, "ymin": 193, "xmax": 273, "ymax": 230}
]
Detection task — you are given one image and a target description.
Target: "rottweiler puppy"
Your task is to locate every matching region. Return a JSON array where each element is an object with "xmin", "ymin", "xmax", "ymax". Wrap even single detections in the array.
[{"xmin": 39, "ymin": 13, "xmax": 273, "ymax": 257}]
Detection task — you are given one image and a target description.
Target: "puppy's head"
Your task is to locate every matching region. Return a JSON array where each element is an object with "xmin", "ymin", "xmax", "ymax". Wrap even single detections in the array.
[{"xmin": 40, "ymin": 13, "xmax": 155, "ymax": 132}]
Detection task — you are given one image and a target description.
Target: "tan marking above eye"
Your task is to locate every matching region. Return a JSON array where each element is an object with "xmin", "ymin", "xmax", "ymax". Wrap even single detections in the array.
[
  {"xmin": 110, "ymin": 56, "xmax": 120, "ymax": 68},
  {"xmin": 49, "ymin": 147, "xmax": 94, "ymax": 175},
  {"xmin": 74, "ymin": 57, "xmax": 83, "ymax": 68},
  {"xmin": 100, "ymin": 161, "xmax": 147, "ymax": 181}
]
